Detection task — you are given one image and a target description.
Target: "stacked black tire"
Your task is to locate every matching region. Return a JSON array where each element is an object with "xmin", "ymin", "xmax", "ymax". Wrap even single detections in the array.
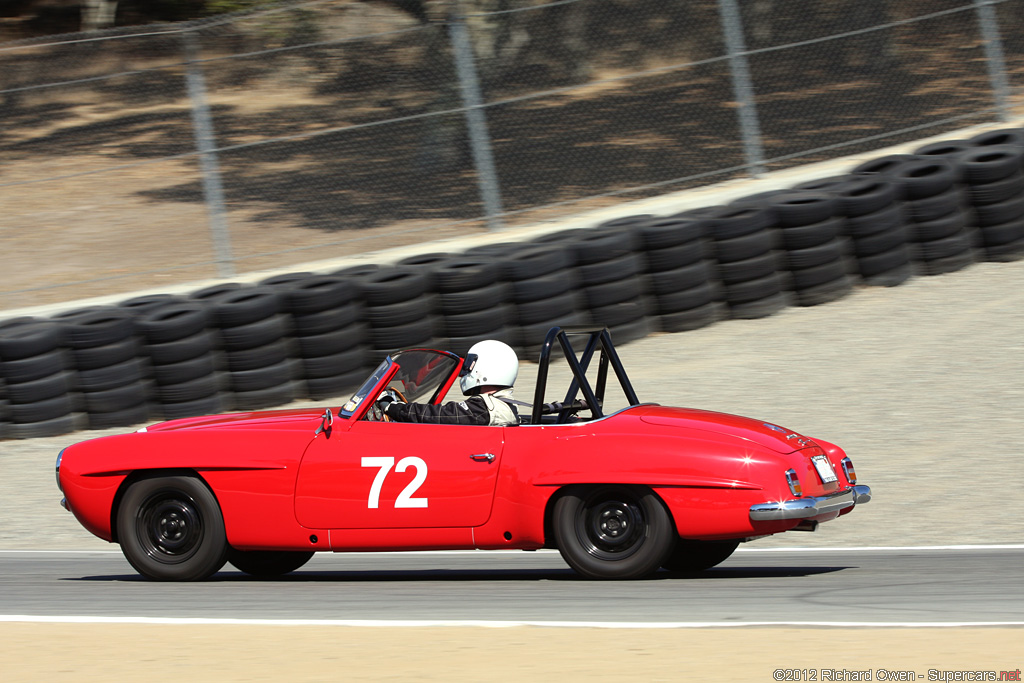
[
  {"xmin": 196, "ymin": 285, "xmax": 299, "ymax": 412},
  {"xmin": 494, "ymin": 240, "xmax": 585, "ymax": 358},
  {"xmin": 55, "ymin": 307, "xmax": 150, "ymax": 430},
  {"xmin": 832, "ymin": 177, "xmax": 913, "ymax": 286},
  {"xmin": 568, "ymin": 225, "xmax": 651, "ymax": 344},
  {"xmin": 134, "ymin": 299, "xmax": 223, "ymax": 420},
  {"xmin": 0, "ymin": 317, "xmax": 81, "ymax": 438},
  {"xmin": 359, "ymin": 266, "xmax": 440, "ymax": 359},
  {"xmin": 271, "ymin": 274, "xmax": 368, "ymax": 401},
  {"xmin": 635, "ymin": 216, "xmax": 723, "ymax": 332},
  {"xmin": 765, "ymin": 192, "xmax": 853, "ymax": 306},
  {"xmin": 431, "ymin": 256, "xmax": 517, "ymax": 357},
  {"xmin": 955, "ymin": 144, "xmax": 1024, "ymax": 262},
  {"xmin": 701, "ymin": 205, "xmax": 788, "ymax": 318},
  {"xmin": 859, "ymin": 157, "xmax": 977, "ymax": 276}
]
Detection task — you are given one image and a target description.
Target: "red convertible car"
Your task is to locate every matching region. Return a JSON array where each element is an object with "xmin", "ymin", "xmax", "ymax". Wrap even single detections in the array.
[{"xmin": 56, "ymin": 327, "xmax": 870, "ymax": 581}]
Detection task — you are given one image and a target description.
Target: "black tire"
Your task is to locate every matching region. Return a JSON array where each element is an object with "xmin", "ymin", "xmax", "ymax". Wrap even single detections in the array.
[
  {"xmin": 845, "ymin": 203, "xmax": 904, "ymax": 237},
  {"xmin": 552, "ymin": 485, "xmax": 675, "ymax": 580},
  {"xmin": 55, "ymin": 307, "xmax": 135, "ymax": 349},
  {"xmin": 645, "ymin": 260, "xmax": 714, "ymax": 295},
  {"xmin": 918, "ymin": 248, "xmax": 977, "ymax": 275},
  {"xmin": 915, "ymin": 232, "xmax": 974, "ymax": 261},
  {"xmin": 209, "ymin": 287, "xmax": 281, "ymax": 328},
  {"xmin": 959, "ymin": 145, "xmax": 1024, "ymax": 184},
  {"xmin": 445, "ymin": 303, "xmax": 515, "ymax": 336},
  {"xmin": 784, "ymin": 239, "xmax": 845, "ymax": 269},
  {"xmin": 973, "ymin": 194, "xmax": 1024, "ymax": 227},
  {"xmin": 908, "ymin": 211, "xmax": 968, "ymax": 241},
  {"xmin": 653, "ymin": 281, "xmax": 718, "ymax": 314},
  {"xmin": 87, "ymin": 402, "xmax": 152, "ymax": 430},
  {"xmin": 117, "ymin": 475, "xmax": 228, "ymax": 581},
  {"xmin": 582, "ymin": 276, "xmax": 645, "ymax": 308},
  {"xmin": 359, "ymin": 268, "xmax": 431, "ymax": 306},
  {"xmin": 655, "ymin": 301, "xmax": 725, "ymax": 333},
  {"xmin": 635, "ymin": 217, "xmax": 706, "ymax": 249},
  {"xmin": 768, "ymin": 192, "xmax": 837, "ymax": 227},
  {"xmin": 572, "ymin": 230, "xmax": 637, "ymax": 266},
  {"xmin": 790, "ymin": 258, "xmax": 848, "ymax": 290},
  {"xmin": 509, "ymin": 271, "xmax": 576, "ymax": 303},
  {"xmin": 967, "ymin": 171, "xmax": 1024, "ymax": 206},
  {"xmin": 82, "ymin": 381, "xmax": 149, "ymax": 414},
  {"xmin": 500, "ymin": 246, "xmax": 572, "ymax": 280},
  {"xmin": 295, "ymin": 323, "xmax": 367, "ymax": 358},
  {"xmin": 835, "ymin": 177, "xmax": 899, "ymax": 217},
  {"xmin": 862, "ymin": 261, "xmax": 914, "ymax": 287},
  {"xmin": 853, "ymin": 224, "xmax": 909, "ymax": 257},
  {"xmin": 136, "ymin": 303, "xmax": 209, "ymax": 345},
  {"xmin": 366, "ymin": 295, "xmax": 438, "ymax": 328},
  {"xmin": 5, "ymin": 413, "xmax": 83, "ymax": 439},
  {"xmin": 305, "ymin": 370, "xmax": 368, "ymax": 401},
  {"xmin": 5, "ymin": 370, "xmax": 72, "ymax": 403},
  {"xmin": 157, "ymin": 372, "xmax": 222, "ymax": 404},
  {"xmin": 1, "ymin": 348, "xmax": 69, "ymax": 384},
  {"xmin": 158, "ymin": 393, "xmax": 226, "ymax": 420},
  {"xmin": 778, "ymin": 217, "xmax": 843, "ymax": 250},
  {"xmin": 432, "ymin": 258, "xmax": 501, "ymax": 292},
  {"xmin": 301, "ymin": 347, "xmax": 366, "ymax": 379},
  {"xmin": 145, "ymin": 331, "xmax": 216, "ymax": 366},
  {"xmin": 662, "ymin": 539, "xmax": 740, "ymax": 572},
  {"xmin": 438, "ymin": 282, "xmax": 511, "ymax": 315},
  {"xmin": 967, "ymin": 127, "xmax": 1024, "ymax": 148},
  {"xmin": 794, "ymin": 276, "xmax": 853, "ymax": 307},
  {"xmin": 223, "ymin": 340, "xmax": 291, "ymax": 373},
  {"xmin": 892, "ymin": 159, "xmax": 957, "ymax": 200},
  {"xmin": 903, "ymin": 190, "xmax": 965, "ymax": 224},
  {"xmin": 0, "ymin": 319, "xmax": 63, "ymax": 360},
  {"xmin": 280, "ymin": 275, "xmax": 357, "ymax": 315},
  {"xmin": 151, "ymin": 353, "xmax": 216, "ymax": 386},
  {"xmin": 226, "ymin": 549, "xmax": 314, "ymax": 577},
  {"xmin": 588, "ymin": 298, "xmax": 649, "ymax": 328},
  {"xmin": 723, "ymin": 273, "xmax": 783, "ymax": 304},
  {"xmin": 76, "ymin": 358, "xmax": 145, "ymax": 392},
  {"xmin": 704, "ymin": 205, "xmax": 775, "ymax": 240},
  {"xmin": 728, "ymin": 291, "xmax": 790, "ymax": 319},
  {"xmin": 290, "ymin": 302, "xmax": 363, "ymax": 337},
  {"xmin": 369, "ymin": 316, "xmax": 440, "ymax": 350},
  {"xmin": 228, "ymin": 358, "xmax": 297, "ymax": 393},
  {"xmin": 642, "ymin": 239, "xmax": 706, "ymax": 271},
  {"xmin": 712, "ymin": 229, "xmax": 775, "ymax": 262},
  {"xmin": 71, "ymin": 338, "xmax": 139, "ymax": 372},
  {"xmin": 231, "ymin": 379, "xmax": 300, "ymax": 412},
  {"xmin": 851, "ymin": 153, "xmax": 916, "ymax": 178},
  {"xmin": 978, "ymin": 217, "xmax": 1024, "ymax": 247},
  {"xmin": 716, "ymin": 252, "xmax": 778, "ymax": 284},
  {"xmin": 218, "ymin": 314, "xmax": 289, "ymax": 352},
  {"xmin": 857, "ymin": 245, "xmax": 913, "ymax": 277},
  {"xmin": 575, "ymin": 253, "xmax": 643, "ymax": 287},
  {"xmin": 984, "ymin": 236, "xmax": 1024, "ymax": 262},
  {"xmin": 9, "ymin": 393, "xmax": 75, "ymax": 424}
]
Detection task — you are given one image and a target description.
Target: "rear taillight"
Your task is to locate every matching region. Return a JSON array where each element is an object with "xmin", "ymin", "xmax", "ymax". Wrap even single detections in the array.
[
  {"xmin": 841, "ymin": 457, "xmax": 857, "ymax": 484},
  {"xmin": 785, "ymin": 469, "xmax": 802, "ymax": 497}
]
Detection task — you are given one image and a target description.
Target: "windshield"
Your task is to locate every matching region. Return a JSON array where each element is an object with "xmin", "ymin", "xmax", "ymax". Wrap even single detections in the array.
[{"xmin": 339, "ymin": 350, "xmax": 461, "ymax": 419}]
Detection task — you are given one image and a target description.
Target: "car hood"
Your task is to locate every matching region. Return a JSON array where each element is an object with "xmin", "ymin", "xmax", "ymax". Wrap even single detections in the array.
[
  {"xmin": 635, "ymin": 405, "xmax": 814, "ymax": 454},
  {"xmin": 142, "ymin": 408, "xmax": 328, "ymax": 433}
]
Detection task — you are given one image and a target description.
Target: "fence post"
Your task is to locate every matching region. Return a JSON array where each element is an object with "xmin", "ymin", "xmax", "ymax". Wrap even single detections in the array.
[
  {"xmin": 183, "ymin": 30, "xmax": 235, "ymax": 277},
  {"xmin": 448, "ymin": 3, "xmax": 505, "ymax": 231},
  {"xmin": 717, "ymin": 0, "xmax": 766, "ymax": 176},
  {"xmin": 974, "ymin": 0, "xmax": 1011, "ymax": 123}
]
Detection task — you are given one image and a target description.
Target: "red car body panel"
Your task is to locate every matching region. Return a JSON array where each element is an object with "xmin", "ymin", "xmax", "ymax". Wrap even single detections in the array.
[{"xmin": 57, "ymin": 338, "xmax": 868, "ymax": 559}]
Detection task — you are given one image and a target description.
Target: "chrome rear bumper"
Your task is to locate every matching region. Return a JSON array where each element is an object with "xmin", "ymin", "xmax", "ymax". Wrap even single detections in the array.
[{"xmin": 749, "ymin": 485, "xmax": 871, "ymax": 521}]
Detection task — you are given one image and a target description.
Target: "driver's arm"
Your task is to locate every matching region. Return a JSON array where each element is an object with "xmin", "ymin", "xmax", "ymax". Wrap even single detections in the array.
[{"xmin": 385, "ymin": 397, "xmax": 490, "ymax": 425}]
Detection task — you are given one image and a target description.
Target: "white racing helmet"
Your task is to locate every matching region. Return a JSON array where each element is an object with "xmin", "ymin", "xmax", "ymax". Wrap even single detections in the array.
[{"xmin": 459, "ymin": 339, "xmax": 518, "ymax": 395}]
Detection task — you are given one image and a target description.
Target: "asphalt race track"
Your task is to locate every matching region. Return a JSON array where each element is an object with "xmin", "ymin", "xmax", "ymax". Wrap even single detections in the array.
[{"xmin": 2, "ymin": 546, "xmax": 1021, "ymax": 625}]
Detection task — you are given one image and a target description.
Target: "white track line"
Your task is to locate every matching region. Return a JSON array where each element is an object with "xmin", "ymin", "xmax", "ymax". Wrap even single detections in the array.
[{"xmin": 1, "ymin": 615, "xmax": 1023, "ymax": 628}]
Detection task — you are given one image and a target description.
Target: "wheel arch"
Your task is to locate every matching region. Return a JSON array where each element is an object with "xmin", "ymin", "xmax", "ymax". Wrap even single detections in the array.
[{"xmin": 110, "ymin": 468, "xmax": 216, "ymax": 544}]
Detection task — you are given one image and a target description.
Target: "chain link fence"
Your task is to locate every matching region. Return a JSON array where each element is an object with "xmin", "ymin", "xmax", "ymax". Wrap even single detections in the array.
[{"xmin": 2, "ymin": 0, "xmax": 1023, "ymax": 307}]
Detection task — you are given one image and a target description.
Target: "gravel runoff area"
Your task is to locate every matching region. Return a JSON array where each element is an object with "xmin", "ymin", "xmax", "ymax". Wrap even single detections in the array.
[{"xmin": 3, "ymin": 256, "xmax": 1024, "ymax": 551}]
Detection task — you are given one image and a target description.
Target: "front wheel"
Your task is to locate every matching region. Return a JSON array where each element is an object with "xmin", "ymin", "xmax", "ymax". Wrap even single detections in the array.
[
  {"xmin": 662, "ymin": 539, "xmax": 740, "ymax": 572},
  {"xmin": 117, "ymin": 475, "xmax": 228, "ymax": 581},
  {"xmin": 227, "ymin": 549, "xmax": 314, "ymax": 577},
  {"xmin": 552, "ymin": 485, "xmax": 674, "ymax": 579}
]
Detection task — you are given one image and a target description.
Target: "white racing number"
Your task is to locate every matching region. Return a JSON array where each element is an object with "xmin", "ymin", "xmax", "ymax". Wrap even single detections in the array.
[{"xmin": 360, "ymin": 456, "xmax": 428, "ymax": 509}]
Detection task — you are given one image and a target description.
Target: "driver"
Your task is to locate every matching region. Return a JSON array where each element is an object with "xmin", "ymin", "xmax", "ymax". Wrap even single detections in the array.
[{"xmin": 376, "ymin": 340, "xmax": 520, "ymax": 426}]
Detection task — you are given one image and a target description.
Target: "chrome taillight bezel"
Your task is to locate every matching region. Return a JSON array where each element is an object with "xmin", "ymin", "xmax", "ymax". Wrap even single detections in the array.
[
  {"xmin": 840, "ymin": 456, "xmax": 857, "ymax": 485},
  {"xmin": 785, "ymin": 468, "xmax": 802, "ymax": 498}
]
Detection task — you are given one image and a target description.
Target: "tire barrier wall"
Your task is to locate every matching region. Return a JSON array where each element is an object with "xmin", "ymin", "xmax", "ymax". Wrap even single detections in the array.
[{"xmin": 3, "ymin": 127, "xmax": 1024, "ymax": 439}]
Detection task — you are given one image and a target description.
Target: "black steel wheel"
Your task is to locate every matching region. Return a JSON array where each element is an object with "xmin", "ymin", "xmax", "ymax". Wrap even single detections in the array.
[
  {"xmin": 553, "ymin": 485, "xmax": 674, "ymax": 579},
  {"xmin": 662, "ymin": 539, "xmax": 740, "ymax": 572},
  {"xmin": 227, "ymin": 549, "xmax": 315, "ymax": 577},
  {"xmin": 117, "ymin": 475, "xmax": 228, "ymax": 581}
]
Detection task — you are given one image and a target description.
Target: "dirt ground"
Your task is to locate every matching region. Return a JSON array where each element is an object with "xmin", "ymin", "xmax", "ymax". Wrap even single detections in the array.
[{"xmin": 2, "ymin": 624, "xmax": 1020, "ymax": 682}]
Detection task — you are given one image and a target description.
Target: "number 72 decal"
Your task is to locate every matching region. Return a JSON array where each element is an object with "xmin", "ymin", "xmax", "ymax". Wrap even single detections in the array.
[{"xmin": 361, "ymin": 456, "xmax": 428, "ymax": 509}]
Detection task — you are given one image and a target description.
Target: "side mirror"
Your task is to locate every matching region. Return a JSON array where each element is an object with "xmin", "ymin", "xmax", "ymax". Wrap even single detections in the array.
[{"xmin": 315, "ymin": 408, "xmax": 334, "ymax": 437}]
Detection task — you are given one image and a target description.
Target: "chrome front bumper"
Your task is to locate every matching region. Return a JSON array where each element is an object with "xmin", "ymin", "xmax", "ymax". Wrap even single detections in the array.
[{"xmin": 749, "ymin": 485, "xmax": 871, "ymax": 521}]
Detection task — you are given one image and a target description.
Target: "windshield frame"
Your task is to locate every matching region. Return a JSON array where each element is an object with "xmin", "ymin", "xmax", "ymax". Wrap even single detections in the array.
[{"xmin": 338, "ymin": 348, "xmax": 463, "ymax": 420}]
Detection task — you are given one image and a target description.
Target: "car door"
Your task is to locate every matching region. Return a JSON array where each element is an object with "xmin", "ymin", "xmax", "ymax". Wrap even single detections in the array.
[{"xmin": 294, "ymin": 420, "xmax": 506, "ymax": 530}]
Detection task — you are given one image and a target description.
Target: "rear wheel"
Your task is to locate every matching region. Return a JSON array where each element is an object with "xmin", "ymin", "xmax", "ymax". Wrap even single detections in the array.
[
  {"xmin": 227, "ymin": 549, "xmax": 314, "ymax": 577},
  {"xmin": 662, "ymin": 539, "xmax": 740, "ymax": 572},
  {"xmin": 553, "ymin": 485, "xmax": 674, "ymax": 579},
  {"xmin": 117, "ymin": 475, "xmax": 228, "ymax": 581}
]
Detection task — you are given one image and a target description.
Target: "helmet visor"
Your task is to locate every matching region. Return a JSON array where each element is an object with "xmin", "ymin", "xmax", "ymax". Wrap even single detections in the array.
[{"xmin": 459, "ymin": 354, "xmax": 478, "ymax": 378}]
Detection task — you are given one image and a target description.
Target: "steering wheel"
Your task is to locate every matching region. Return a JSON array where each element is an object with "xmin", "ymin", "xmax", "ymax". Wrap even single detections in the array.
[{"xmin": 367, "ymin": 387, "xmax": 409, "ymax": 422}]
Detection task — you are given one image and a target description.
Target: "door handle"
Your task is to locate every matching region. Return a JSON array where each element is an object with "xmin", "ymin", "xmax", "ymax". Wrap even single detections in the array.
[{"xmin": 470, "ymin": 453, "xmax": 495, "ymax": 463}]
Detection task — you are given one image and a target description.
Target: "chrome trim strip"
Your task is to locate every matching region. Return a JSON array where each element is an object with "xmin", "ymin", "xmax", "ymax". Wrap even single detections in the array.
[{"xmin": 749, "ymin": 485, "xmax": 871, "ymax": 521}]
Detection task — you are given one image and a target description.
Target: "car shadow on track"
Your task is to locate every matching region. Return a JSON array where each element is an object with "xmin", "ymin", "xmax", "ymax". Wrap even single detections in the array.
[{"xmin": 68, "ymin": 565, "xmax": 852, "ymax": 583}]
